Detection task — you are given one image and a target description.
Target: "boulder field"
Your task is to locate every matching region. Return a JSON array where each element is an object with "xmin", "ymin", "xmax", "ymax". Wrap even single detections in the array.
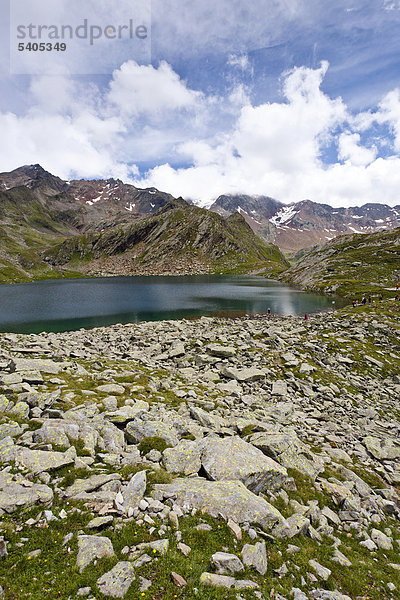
[{"xmin": 0, "ymin": 301, "xmax": 399, "ymax": 599}]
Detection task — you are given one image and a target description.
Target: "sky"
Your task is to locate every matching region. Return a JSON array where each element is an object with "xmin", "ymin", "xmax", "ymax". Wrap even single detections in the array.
[{"xmin": 1, "ymin": 0, "xmax": 400, "ymax": 207}]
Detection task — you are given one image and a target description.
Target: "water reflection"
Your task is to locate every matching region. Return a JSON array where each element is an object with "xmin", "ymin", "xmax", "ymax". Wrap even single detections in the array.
[{"xmin": 0, "ymin": 275, "xmax": 346, "ymax": 333}]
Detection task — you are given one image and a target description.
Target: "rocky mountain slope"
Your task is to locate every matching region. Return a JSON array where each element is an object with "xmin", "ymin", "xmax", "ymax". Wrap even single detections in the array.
[
  {"xmin": 43, "ymin": 199, "xmax": 288, "ymax": 277},
  {"xmin": 279, "ymin": 227, "xmax": 400, "ymax": 298},
  {"xmin": 0, "ymin": 166, "xmax": 287, "ymax": 282},
  {"xmin": 0, "ymin": 301, "xmax": 399, "ymax": 599},
  {"xmin": 210, "ymin": 195, "xmax": 400, "ymax": 253}
]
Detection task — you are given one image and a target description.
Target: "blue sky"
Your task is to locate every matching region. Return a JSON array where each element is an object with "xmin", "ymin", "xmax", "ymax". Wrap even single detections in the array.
[{"xmin": 1, "ymin": 0, "xmax": 400, "ymax": 206}]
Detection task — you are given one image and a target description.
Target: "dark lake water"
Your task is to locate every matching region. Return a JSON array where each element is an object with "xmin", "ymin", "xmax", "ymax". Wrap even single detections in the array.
[{"xmin": 0, "ymin": 275, "xmax": 345, "ymax": 333}]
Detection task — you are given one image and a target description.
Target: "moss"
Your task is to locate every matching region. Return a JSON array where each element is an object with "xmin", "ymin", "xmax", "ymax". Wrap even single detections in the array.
[{"xmin": 138, "ymin": 436, "xmax": 171, "ymax": 455}]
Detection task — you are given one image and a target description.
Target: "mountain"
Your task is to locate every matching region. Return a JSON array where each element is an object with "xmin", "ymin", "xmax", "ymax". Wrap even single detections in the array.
[
  {"xmin": 210, "ymin": 194, "xmax": 400, "ymax": 252},
  {"xmin": 43, "ymin": 199, "xmax": 289, "ymax": 277},
  {"xmin": 0, "ymin": 164, "xmax": 175, "ymax": 229},
  {"xmin": 279, "ymin": 226, "xmax": 400, "ymax": 298},
  {"xmin": 0, "ymin": 165, "xmax": 287, "ymax": 282}
]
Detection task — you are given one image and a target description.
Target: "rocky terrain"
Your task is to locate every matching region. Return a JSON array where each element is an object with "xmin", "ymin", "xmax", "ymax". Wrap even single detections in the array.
[
  {"xmin": 0, "ymin": 300, "xmax": 399, "ymax": 600},
  {"xmin": 210, "ymin": 195, "xmax": 400, "ymax": 253},
  {"xmin": 279, "ymin": 227, "xmax": 400, "ymax": 298}
]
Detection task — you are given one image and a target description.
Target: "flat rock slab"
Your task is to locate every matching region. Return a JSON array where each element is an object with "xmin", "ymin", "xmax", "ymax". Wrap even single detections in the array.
[
  {"xmin": 97, "ymin": 562, "xmax": 136, "ymax": 598},
  {"xmin": 15, "ymin": 446, "xmax": 76, "ymax": 474},
  {"xmin": 250, "ymin": 430, "xmax": 324, "ymax": 479},
  {"xmin": 200, "ymin": 436, "xmax": 287, "ymax": 493},
  {"xmin": 153, "ymin": 478, "xmax": 284, "ymax": 531},
  {"xmin": 77, "ymin": 535, "xmax": 115, "ymax": 572},
  {"xmin": 105, "ymin": 401, "xmax": 149, "ymax": 424},
  {"xmin": 220, "ymin": 366, "xmax": 265, "ymax": 382},
  {"xmin": 207, "ymin": 344, "xmax": 236, "ymax": 358},
  {"xmin": 125, "ymin": 419, "xmax": 178, "ymax": 446},
  {"xmin": 13, "ymin": 358, "xmax": 65, "ymax": 374},
  {"xmin": 97, "ymin": 384, "xmax": 126, "ymax": 396},
  {"xmin": 64, "ymin": 473, "xmax": 121, "ymax": 499},
  {"xmin": 363, "ymin": 436, "xmax": 400, "ymax": 460},
  {"xmin": 0, "ymin": 472, "xmax": 53, "ymax": 513}
]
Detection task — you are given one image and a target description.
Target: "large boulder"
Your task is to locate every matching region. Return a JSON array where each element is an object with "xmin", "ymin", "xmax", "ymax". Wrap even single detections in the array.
[
  {"xmin": 199, "ymin": 436, "xmax": 287, "ymax": 493},
  {"xmin": 152, "ymin": 478, "xmax": 285, "ymax": 531},
  {"xmin": 162, "ymin": 440, "xmax": 202, "ymax": 475},
  {"xmin": 76, "ymin": 535, "xmax": 115, "ymax": 572},
  {"xmin": 15, "ymin": 446, "xmax": 76, "ymax": 474},
  {"xmin": 13, "ymin": 358, "xmax": 65, "ymax": 374},
  {"xmin": 125, "ymin": 419, "xmax": 178, "ymax": 446},
  {"xmin": 363, "ymin": 436, "xmax": 400, "ymax": 461},
  {"xmin": 250, "ymin": 429, "xmax": 324, "ymax": 479},
  {"xmin": 97, "ymin": 562, "xmax": 136, "ymax": 598},
  {"xmin": 0, "ymin": 472, "xmax": 53, "ymax": 513}
]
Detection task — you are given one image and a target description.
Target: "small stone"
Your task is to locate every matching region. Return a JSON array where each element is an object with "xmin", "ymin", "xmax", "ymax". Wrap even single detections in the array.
[
  {"xmin": 308, "ymin": 559, "xmax": 331, "ymax": 581},
  {"xmin": 199, "ymin": 572, "xmax": 235, "ymax": 588},
  {"xmin": 227, "ymin": 518, "xmax": 242, "ymax": 540},
  {"xmin": 171, "ymin": 572, "xmax": 187, "ymax": 587},
  {"xmin": 211, "ymin": 551, "xmax": 244, "ymax": 575},
  {"xmin": 177, "ymin": 542, "xmax": 191, "ymax": 556}
]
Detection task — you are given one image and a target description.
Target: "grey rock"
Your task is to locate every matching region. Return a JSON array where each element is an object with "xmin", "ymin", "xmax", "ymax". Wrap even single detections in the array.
[
  {"xmin": 76, "ymin": 535, "xmax": 115, "ymax": 572},
  {"xmin": 125, "ymin": 419, "xmax": 178, "ymax": 446},
  {"xmin": 308, "ymin": 559, "xmax": 331, "ymax": 581},
  {"xmin": 123, "ymin": 470, "xmax": 147, "ymax": 512},
  {"xmin": 241, "ymin": 541, "xmax": 268, "ymax": 575},
  {"xmin": 96, "ymin": 561, "xmax": 135, "ymax": 598},
  {"xmin": 15, "ymin": 446, "xmax": 76, "ymax": 474},
  {"xmin": 371, "ymin": 528, "xmax": 393, "ymax": 550},
  {"xmin": 211, "ymin": 551, "xmax": 244, "ymax": 575},
  {"xmin": 199, "ymin": 572, "xmax": 235, "ymax": 588},
  {"xmin": 200, "ymin": 436, "xmax": 287, "ymax": 493},
  {"xmin": 363, "ymin": 436, "xmax": 400, "ymax": 460},
  {"xmin": 251, "ymin": 430, "xmax": 324, "ymax": 479},
  {"xmin": 162, "ymin": 440, "xmax": 201, "ymax": 475},
  {"xmin": 153, "ymin": 478, "xmax": 284, "ymax": 530},
  {"xmin": 0, "ymin": 472, "xmax": 53, "ymax": 513}
]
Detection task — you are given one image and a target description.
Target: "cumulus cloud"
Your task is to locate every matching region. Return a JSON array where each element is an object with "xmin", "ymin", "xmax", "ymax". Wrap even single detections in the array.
[
  {"xmin": 136, "ymin": 62, "xmax": 400, "ymax": 207},
  {"xmin": 1, "ymin": 57, "xmax": 400, "ymax": 207},
  {"xmin": 338, "ymin": 132, "xmax": 377, "ymax": 166},
  {"xmin": 107, "ymin": 60, "xmax": 202, "ymax": 119}
]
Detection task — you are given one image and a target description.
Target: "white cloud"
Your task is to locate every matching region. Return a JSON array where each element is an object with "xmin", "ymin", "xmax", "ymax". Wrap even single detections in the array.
[
  {"xmin": 338, "ymin": 132, "xmax": 377, "ymax": 166},
  {"xmin": 136, "ymin": 61, "xmax": 400, "ymax": 207},
  {"xmin": 1, "ymin": 58, "xmax": 400, "ymax": 208},
  {"xmin": 107, "ymin": 60, "xmax": 202, "ymax": 119}
]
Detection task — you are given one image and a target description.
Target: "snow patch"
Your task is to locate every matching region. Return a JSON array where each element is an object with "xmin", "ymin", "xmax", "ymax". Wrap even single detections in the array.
[{"xmin": 270, "ymin": 205, "xmax": 297, "ymax": 226}]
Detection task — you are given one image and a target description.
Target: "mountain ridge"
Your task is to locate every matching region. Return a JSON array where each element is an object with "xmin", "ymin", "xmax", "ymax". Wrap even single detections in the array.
[{"xmin": 0, "ymin": 166, "xmax": 288, "ymax": 283}]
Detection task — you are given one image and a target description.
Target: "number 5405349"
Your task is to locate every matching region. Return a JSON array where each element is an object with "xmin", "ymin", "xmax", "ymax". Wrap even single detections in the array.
[{"xmin": 18, "ymin": 43, "xmax": 67, "ymax": 51}]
